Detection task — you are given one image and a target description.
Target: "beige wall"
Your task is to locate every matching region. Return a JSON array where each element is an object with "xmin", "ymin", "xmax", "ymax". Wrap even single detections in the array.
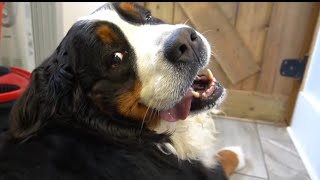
[{"xmin": 56, "ymin": 2, "xmax": 105, "ymax": 42}]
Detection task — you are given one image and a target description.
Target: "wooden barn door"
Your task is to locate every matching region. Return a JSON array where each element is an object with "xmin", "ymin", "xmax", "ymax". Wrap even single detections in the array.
[{"xmin": 139, "ymin": 2, "xmax": 320, "ymax": 126}]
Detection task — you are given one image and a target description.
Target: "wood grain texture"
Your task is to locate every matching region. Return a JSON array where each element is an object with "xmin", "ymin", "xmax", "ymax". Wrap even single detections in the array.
[
  {"xmin": 173, "ymin": 2, "xmax": 233, "ymax": 88},
  {"xmin": 173, "ymin": 3, "xmax": 192, "ymax": 26},
  {"xmin": 257, "ymin": 2, "xmax": 316, "ymax": 95},
  {"xmin": 287, "ymin": 4, "xmax": 320, "ymax": 124},
  {"xmin": 220, "ymin": 89, "xmax": 289, "ymax": 124},
  {"xmin": 216, "ymin": 2, "xmax": 242, "ymax": 89},
  {"xmin": 235, "ymin": 2, "xmax": 273, "ymax": 91},
  {"xmin": 145, "ymin": 2, "xmax": 174, "ymax": 24},
  {"xmin": 216, "ymin": 2, "xmax": 238, "ymax": 26},
  {"xmin": 211, "ymin": 3, "xmax": 240, "ymax": 89},
  {"xmin": 142, "ymin": 2, "xmax": 318, "ymax": 124},
  {"xmin": 179, "ymin": 2, "xmax": 260, "ymax": 84},
  {"xmin": 272, "ymin": 3, "xmax": 317, "ymax": 95}
]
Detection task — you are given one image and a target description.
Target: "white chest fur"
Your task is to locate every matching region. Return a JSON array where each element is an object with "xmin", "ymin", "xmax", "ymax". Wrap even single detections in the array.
[{"xmin": 155, "ymin": 109, "xmax": 220, "ymax": 168}]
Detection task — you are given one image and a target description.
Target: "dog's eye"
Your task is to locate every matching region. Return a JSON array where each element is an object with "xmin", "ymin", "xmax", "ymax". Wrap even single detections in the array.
[
  {"xmin": 111, "ymin": 52, "xmax": 124, "ymax": 68},
  {"xmin": 145, "ymin": 12, "xmax": 153, "ymax": 22}
]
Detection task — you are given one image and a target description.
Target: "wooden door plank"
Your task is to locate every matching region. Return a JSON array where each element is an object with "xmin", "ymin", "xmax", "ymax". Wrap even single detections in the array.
[
  {"xmin": 179, "ymin": 2, "xmax": 260, "ymax": 84},
  {"xmin": 257, "ymin": 2, "xmax": 317, "ymax": 95},
  {"xmin": 207, "ymin": 3, "xmax": 239, "ymax": 89},
  {"xmin": 145, "ymin": 2, "xmax": 174, "ymax": 24},
  {"xmin": 273, "ymin": 3, "xmax": 317, "ymax": 95},
  {"xmin": 205, "ymin": 2, "xmax": 238, "ymax": 88},
  {"xmin": 173, "ymin": 2, "xmax": 233, "ymax": 88},
  {"xmin": 173, "ymin": 2, "xmax": 191, "ymax": 25},
  {"xmin": 219, "ymin": 89, "xmax": 289, "ymax": 124},
  {"xmin": 216, "ymin": 2, "xmax": 238, "ymax": 26},
  {"xmin": 216, "ymin": 2, "xmax": 243, "ymax": 89},
  {"xmin": 286, "ymin": 4, "xmax": 320, "ymax": 125},
  {"xmin": 236, "ymin": 2, "xmax": 273, "ymax": 91}
]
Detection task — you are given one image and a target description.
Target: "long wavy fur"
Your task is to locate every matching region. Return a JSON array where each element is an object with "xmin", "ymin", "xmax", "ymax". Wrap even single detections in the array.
[{"xmin": 8, "ymin": 22, "xmax": 168, "ymax": 144}]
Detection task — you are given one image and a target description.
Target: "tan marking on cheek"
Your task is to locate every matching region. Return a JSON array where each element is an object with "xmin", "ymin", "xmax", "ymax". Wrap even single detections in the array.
[
  {"xmin": 119, "ymin": 2, "xmax": 138, "ymax": 13},
  {"xmin": 216, "ymin": 150, "xmax": 239, "ymax": 177},
  {"xmin": 96, "ymin": 25, "xmax": 119, "ymax": 44},
  {"xmin": 117, "ymin": 81, "xmax": 160, "ymax": 128}
]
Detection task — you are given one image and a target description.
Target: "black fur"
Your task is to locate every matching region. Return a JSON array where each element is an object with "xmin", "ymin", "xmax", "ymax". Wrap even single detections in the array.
[
  {"xmin": 0, "ymin": 120, "xmax": 227, "ymax": 180},
  {"xmin": 0, "ymin": 3, "xmax": 228, "ymax": 180},
  {"xmin": 9, "ymin": 20, "xmax": 140, "ymax": 138}
]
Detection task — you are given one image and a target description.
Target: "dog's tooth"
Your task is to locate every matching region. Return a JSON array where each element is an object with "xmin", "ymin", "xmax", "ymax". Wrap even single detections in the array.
[
  {"xmin": 206, "ymin": 85, "xmax": 214, "ymax": 93},
  {"xmin": 206, "ymin": 85, "xmax": 216, "ymax": 95},
  {"xmin": 206, "ymin": 69, "xmax": 214, "ymax": 80},
  {"xmin": 192, "ymin": 91, "xmax": 200, "ymax": 98}
]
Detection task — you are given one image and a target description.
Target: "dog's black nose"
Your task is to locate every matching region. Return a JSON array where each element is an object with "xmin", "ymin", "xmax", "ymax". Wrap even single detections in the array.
[{"xmin": 164, "ymin": 27, "xmax": 201, "ymax": 63}]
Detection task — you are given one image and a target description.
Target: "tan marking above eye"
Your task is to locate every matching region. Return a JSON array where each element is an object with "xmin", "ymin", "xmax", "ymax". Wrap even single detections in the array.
[{"xmin": 96, "ymin": 25, "xmax": 120, "ymax": 44}]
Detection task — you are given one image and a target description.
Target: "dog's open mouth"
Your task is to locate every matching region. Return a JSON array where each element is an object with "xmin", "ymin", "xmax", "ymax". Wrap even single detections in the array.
[{"xmin": 159, "ymin": 69, "xmax": 224, "ymax": 122}]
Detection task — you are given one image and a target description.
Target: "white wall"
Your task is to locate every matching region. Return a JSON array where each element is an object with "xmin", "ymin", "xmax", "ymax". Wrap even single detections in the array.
[
  {"xmin": 0, "ymin": 2, "xmax": 36, "ymax": 71},
  {"xmin": 56, "ymin": 2, "xmax": 106, "ymax": 43},
  {"xmin": 289, "ymin": 17, "xmax": 320, "ymax": 180}
]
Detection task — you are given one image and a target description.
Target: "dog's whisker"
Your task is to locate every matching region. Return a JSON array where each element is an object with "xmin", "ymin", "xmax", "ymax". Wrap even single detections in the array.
[
  {"xmin": 211, "ymin": 50, "xmax": 219, "ymax": 59},
  {"xmin": 147, "ymin": 106, "xmax": 155, "ymax": 123},
  {"xmin": 140, "ymin": 100, "xmax": 153, "ymax": 133},
  {"xmin": 152, "ymin": 99, "xmax": 162, "ymax": 122},
  {"xmin": 148, "ymin": 98, "xmax": 160, "ymax": 122},
  {"xmin": 183, "ymin": 19, "xmax": 190, "ymax": 25},
  {"xmin": 154, "ymin": 98, "xmax": 163, "ymax": 120},
  {"xmin": 211, "ymin": 52, "xmax": 217, "ymax": 57},
  {"xmin": 201, "ymin": 29, "xmax": 213, "ymax": 35},
  {"xmin": 151, "ymin": 99, "xmax": 162, "ymax": 121},
  {"xmin": 154, "ymin": 99, "xmax": 163, "ymax": 120},
  {"xmin": 130, "ymin": 100, "xmax": 139, "ymax": 112}
]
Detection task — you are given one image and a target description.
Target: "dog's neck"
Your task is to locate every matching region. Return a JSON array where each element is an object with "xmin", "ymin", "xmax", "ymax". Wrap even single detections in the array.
[{"xmin": 154, "ymin": 109, "xmax": 219, "ymax": 168}]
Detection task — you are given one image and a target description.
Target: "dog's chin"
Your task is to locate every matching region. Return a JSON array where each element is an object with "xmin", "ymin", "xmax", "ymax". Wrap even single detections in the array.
[{"xmin": 157, "ymin": 69, "xmax": 225, "ymax": 122}]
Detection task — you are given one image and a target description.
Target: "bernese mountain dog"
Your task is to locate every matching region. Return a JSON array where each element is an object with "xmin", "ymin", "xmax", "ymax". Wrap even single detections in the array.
[{"xmin": 0, "ymin": 2, "xmax": 245, "ymax": 180}]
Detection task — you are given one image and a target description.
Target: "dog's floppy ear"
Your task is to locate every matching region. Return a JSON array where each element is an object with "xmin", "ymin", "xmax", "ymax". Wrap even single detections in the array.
[{"xmin": 9, "ymin": 44, "xmax": 76, "ymax": 138}]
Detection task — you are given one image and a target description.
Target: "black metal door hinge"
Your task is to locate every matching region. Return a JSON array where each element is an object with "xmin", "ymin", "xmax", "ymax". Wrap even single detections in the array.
[{"xmin": 280, "ymin": 55, "xmax": 308, "ymax": 80}]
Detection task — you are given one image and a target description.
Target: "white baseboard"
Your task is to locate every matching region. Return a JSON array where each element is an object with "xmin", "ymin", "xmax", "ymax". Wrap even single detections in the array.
[{"xmin": 287, "ymin": 127, "xmax": 319, "ymax": 180}]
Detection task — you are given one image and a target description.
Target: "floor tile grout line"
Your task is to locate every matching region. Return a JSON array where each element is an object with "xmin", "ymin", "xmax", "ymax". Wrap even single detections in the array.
[
  {"xmin": 221, "ymin": 119, "xmax": 311, "ymax": 180},
  {"xmin": 219, "ymin": 118, "xmax": 270, "ymax": 179},
  {"xmin": 258, "ymin": 124, "xmax": 311, "ymax": 179},
  {"xmin": 261, "ymin": 137, "xmax": 300, "ymax": 157},
  {"xmin": 254, "ymin": 122, "xmax": 270, "ymax": 180},
  {"xmin": 234, "ymin": 172, "xmax": 267, "ymax": 179}
]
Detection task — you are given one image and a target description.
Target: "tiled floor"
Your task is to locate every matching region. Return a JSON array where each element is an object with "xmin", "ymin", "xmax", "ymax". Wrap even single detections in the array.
[{"xmin": 213, "ymin": 117, "xmax": 310, "ymax": 180}]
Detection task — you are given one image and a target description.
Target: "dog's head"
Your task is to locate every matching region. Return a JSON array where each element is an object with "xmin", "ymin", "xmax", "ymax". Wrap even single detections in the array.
[{"xmin": 10, "ymin": 2, "xmax": 225, "ymax": 138}]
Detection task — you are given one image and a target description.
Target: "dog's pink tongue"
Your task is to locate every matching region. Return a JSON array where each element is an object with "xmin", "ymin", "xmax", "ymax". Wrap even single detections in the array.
[{"xmin": 159, "ymin": 89, "xmax": 193, "ymax": 122}]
